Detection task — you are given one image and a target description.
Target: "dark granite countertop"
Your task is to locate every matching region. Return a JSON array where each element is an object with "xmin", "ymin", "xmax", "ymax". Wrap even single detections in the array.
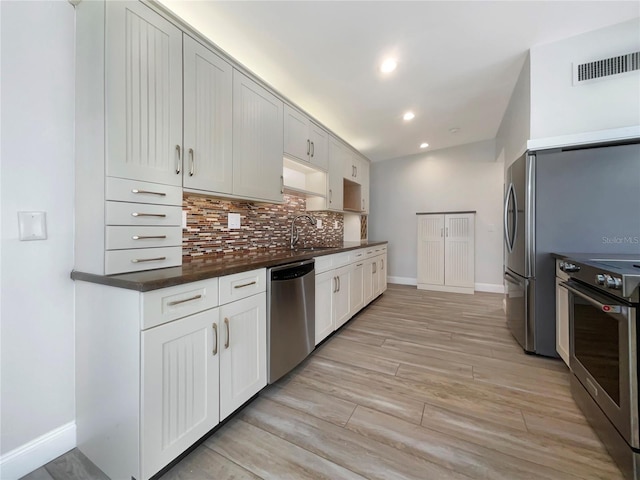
[
  {"xmin": 552, "ymin": 252, "xmax": 640, "ymax": 261},
  {"xmin": 71, "ymin": 241, "xmax": 388, "ymax": 292}
]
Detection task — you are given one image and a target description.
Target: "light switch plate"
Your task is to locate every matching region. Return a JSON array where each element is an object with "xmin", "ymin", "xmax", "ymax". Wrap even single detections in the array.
[
  {"xmin": 182, "ymin": 211, "xmax": 188, "ymax": 229},
  {"xmin": 228, "ymin": 213, "xmax": 241, "ymax": 229},
  {"xmin": 316, "ymin": 219, "xmax": 323, "ymax": 229},
  {"xmin": 18, "ymin": 211, "xmax": 47, "ymax": 241}
]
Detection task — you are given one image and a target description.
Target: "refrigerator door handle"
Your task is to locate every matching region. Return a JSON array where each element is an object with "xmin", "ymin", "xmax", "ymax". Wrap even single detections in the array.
[
  {"xmin": 504, "ymin": 183, "xmax": 516, "ymax": 253},
  {"xmin": 504, "ymin": 270, "xmax": 523, "ymax": 285},
  {"xmin": 525, "ymin": 154, "xmax": 536, "ymax": 278}
]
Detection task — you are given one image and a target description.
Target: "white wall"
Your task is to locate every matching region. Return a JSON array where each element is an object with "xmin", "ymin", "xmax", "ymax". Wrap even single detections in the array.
[
  {"xmin": 369, "ymin": 140, "xmax": 504, "ymax": 290},
  {"xmin": 530, "ymin": 18, "xmax": 640, "ymax": 139},
  {"xmin": 0, "ymin": 1, "xmax": 76, "ymax": 477},
  {"xmin": 496, "ymin": 53, "xmax": 530, "ymax": 169}
]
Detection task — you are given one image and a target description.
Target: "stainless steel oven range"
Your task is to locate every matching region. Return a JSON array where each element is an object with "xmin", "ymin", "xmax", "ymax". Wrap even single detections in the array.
[{"xmin": 560, "ymin": 257, "xmax": 640, "ymax": 479}]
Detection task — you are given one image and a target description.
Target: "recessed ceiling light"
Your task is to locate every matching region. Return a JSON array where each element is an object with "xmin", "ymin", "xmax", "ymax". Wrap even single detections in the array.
[
  {"xmin": 449, "ymin": 127, "xmax": 460, "ymax": 134},
  {"xmin": 380, "ymin": 58, "xmax": 397, "ymax": 73},
  {"xmin": 403, "ymin": 111, "xmax": 415, "ymax": 121},
  {"xmin": 420, "ymin": 143, "xmax": 429, "ymax": 148}
]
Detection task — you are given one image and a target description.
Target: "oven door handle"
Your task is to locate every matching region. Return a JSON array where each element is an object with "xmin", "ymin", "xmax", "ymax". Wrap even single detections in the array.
[{"xmin": 561, "ymin": 281, "xmax": 625, "ymax": 313}]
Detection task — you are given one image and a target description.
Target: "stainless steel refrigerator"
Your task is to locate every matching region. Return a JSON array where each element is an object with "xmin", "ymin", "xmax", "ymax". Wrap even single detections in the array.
[{"xmin": 504, "ymin": 141, "xmax": 640, "ymax": 357}]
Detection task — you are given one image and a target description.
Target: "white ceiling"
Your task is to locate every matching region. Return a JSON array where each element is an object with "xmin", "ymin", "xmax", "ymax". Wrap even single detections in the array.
[{"xmin": 157, "ymin": 1, "xmax": 639, "ymax": 162}]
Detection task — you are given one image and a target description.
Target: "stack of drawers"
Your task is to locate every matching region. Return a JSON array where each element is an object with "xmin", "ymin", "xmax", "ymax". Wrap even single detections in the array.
[{"xmin": 104, "ymin": 177, "xmax": 183, "ymax": 274}]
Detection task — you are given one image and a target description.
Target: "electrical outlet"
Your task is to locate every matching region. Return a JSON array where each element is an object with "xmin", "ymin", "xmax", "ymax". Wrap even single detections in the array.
[
  {"xmin": 316, "ymin": 219, "xmax": 323, "ymax": 229},
  {"xmin": 334, "ymin": 220, "xmax": 339, "ymax": 229},
  {"xmin": 182, "ymin": 211, "xmax": 188, "ymax": 229},
  {"xmin": 228, "ymin": 213, "xmax": 241, "ymax": 229}
]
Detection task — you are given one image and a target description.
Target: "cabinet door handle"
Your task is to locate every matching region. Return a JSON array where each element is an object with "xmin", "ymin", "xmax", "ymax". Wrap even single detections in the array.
[
  {"xmin": 333, "ymin": 277, "xmax": 337, "ymax": 293},
  {"xmin": 131, "ymin": 189, "xmax": 167, "ymax": 197},
  {"xmin": 352, "ymin": 165, "xmax": 356, "ymax": 177},
  {"xmin": 280, "ymin": 175, "xmax": 284, "ymax": 194},
  {"xmin": 362, "ymin": 198, "xmax": 365, "ymax": 210},
  {"xmin": 373, "ymin": 263, "xmax": 377, "ymax": 274},
  {"xmin": 329, "ymin": 189, "xmax": 333, "ymax": 204},
  {"xmin": 234, "ymin": 281, "xmax": 256, "ymax": 289},
  {"xmin": 224, "ymin": 317, "xmax": 230, "ymax": 349},
  {"xmin": 446, "ymin": 227, "xmax": 449, "ymax": 237},
  {"xmin": 189, "ymin": 148, "xmax": 195, "ymax": 176},
  {"xmin": 175, "ymin": 145, "xmax": 181, "ymax": 174},
  {"xmin": 132, "ymin": 235, "xmax": 167, "ymax": 240},
  {"xmin": 131, "ymin": 212, "xmax": 166, "ymax": 218},
  {"xmin": 441, "ymin": 227, "xmax": 443, "ymax": 237},
  {"xmin": 212, "ymin": 323, "xmax": 218, "ymax": 356},
  {"xmin": 167, "ymin": 294, "xmax": 202, "ymax": 306},
  {"xmin": 337, "ymin": 276, "xmax": 341, "ymax": 292},
  {"xmin": 311, "ymin": 141, "xmax": 314, "ymax": 158},
  {"xmin": 355, "ymin": 166, "xmax": 358, "ymax": 177},
  {"xmin": 131, "ymin": 256, "xmax": 166, "ymax": 263},
  {"xmin": 381, "ymin": 259, "xmax": 384, "ymax": 270},
  {"xmin": 307, "ymin": 139, "xmax": 310, "ymax": 155}
]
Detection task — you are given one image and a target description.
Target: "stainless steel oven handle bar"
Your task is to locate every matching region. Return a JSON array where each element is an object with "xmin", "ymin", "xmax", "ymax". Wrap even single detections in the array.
[{"xmin": 561, "ymin": 281, "xmax": 625, "ymax": 312}]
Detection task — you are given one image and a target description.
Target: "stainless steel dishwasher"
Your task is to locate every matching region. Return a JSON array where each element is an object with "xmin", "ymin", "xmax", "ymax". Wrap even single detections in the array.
[{"xmin": 267, "ymin": 259, "xmax": 315, "ymax": 384}]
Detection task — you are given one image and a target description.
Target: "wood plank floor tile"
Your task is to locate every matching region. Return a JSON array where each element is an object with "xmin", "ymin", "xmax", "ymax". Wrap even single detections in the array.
[
  {"xmin": 19, "ymin": 468, "xmax": 55, "ymax": 480},
  {"xmin": 43, "ymin": 449, "xmax": 109, "ymax": 480},
  {"xmin": 346, "ymin": 405, "xmax": 584, "ymax": 480},
  {"xmin": 259, "ymin": 377, "xmax": 357, "ymax": 426},
  {"xmin": 239, "ymin": 397, "xmax": 472, "ymax": 480},
  {"xmin": 160, "ymin": 445, "xmax": 260, "ymax": 480},
  {"xmin": 204, "ymin": 419, "xmax": 366, "ymax": 480}
]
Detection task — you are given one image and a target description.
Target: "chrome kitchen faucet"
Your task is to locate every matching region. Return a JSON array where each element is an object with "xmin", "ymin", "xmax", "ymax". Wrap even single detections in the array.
[{"xmin": 290, "ymin": 214, "xmax": 317, "ymax": 249}]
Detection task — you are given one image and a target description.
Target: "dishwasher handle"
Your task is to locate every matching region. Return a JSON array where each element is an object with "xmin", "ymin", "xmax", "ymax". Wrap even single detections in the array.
[{"xmin": 270, "ymin": 259, "xmax": 315, "ymax": 281}]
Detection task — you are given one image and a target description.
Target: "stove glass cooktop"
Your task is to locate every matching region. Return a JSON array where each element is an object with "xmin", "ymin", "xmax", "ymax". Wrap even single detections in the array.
[{"xmin": 589, "ymin": 260, "xmax": 640, "ymax": 275}]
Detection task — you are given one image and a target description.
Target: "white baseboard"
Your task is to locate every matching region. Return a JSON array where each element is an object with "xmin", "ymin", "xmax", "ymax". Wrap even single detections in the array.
[
  {"xmin": 0, "ymin": 422, "xmax": 76, "ymax": 480},
  {"xmin": 387, "ymin": 276, "xmax": 417, "ymax": 286},
  {"xmin": 475, "ymin": 283, "xmax": 506, "ymax": 294},
  {"xmin": 387, "ymin": 278, "xmax": 505, "ymax": 294}
]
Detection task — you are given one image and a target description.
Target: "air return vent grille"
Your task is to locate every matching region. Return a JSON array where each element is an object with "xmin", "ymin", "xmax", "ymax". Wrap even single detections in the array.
[{"xmin": 574, "ymin": 51, "xmax": 640, "ymax": 85}]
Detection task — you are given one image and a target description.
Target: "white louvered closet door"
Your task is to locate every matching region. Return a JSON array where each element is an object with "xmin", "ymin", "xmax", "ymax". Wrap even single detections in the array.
[
  {"xmin": 444, "ymin": 213, "xmax": 475, "ymax": 288},
  {"xmin": 417, "ymin": 215, "xmax": 445, "ymax": 286}
]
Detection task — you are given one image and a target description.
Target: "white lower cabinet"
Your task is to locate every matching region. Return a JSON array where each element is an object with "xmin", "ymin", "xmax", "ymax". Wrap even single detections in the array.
[
  {"xmin": 219, "ymin": 292, "xmax": 267, "ymax": 419},
  {"xmin": 76, "ymin": 269, "xmax": 266, "ymax": 480},
  {"xmin": 141, "ymin": 308, "xmax": 220, "ymax": 480},
  {"xmin": 314, "ymin": 247, "xmax": 388, "ymax": 344},
  {"xmin": 315, "ymin": 270, "xmax": 336, "ymax": 344}
]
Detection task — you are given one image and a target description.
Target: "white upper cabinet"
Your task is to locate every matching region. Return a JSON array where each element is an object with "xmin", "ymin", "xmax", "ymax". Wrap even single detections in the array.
[
  {"xmin": 183, "ymin": 35, "xmax": 233, "ymax": 194},
  {"xmin": 106, "ymin": 2, "xmax": 183, "ymax": 185},
  {"xmin": 283, "ymin": 104, "xmax": 329, "ymax": 171},
  {"xmin": 232, "ymin": 70, "xmax": 284, "ymax": 203},
  {"xmin": 327, "ymin": 135, "xmax": 345, "ymax": 211},
  {"xmin": 343, "ymin": 149, "xmax": 363, "ymax": 184},
  {"xmin": 360, "ymin": 157, "xmax": 370, "ymax": 213}
]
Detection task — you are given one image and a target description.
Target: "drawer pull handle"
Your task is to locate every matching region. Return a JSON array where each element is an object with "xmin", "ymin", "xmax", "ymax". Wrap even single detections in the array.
[
  {"xmin": 131, "ymin": 212, "xmax": 167, "ymax": 218},
  {"xmin": 212, "ymin": 323, "xmax": 218, "ymax": 356},
  {"xmin": 234, "ymin": 281, "xmax": 257, "ymax": 289},
  {"xmin": 132, "ymin": 235, "xmax": 167, "ymax": 240},
  {"xmin": 224, "ymin": 318, "xmax": 230, "ymax": 349},
  {"xmin": 131, "ymin": 256, "xmax": 166, "ymax": 263},
  {"xmin": 356, "ymin": 263, "xmax": 363, "ymax": 267},
  {"xmin": 131, "ymin": 189, "xmax": 167, "ymax": 197},
  {"xmin": 167, "ymin": 294, "xmax": 202, "ymax": 306}
]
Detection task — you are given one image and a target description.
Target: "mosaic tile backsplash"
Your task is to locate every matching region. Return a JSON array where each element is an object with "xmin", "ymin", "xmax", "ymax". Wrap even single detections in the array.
[{"xmin": 183, "ymin": 194, "xmax": 344, "ymax": 257}]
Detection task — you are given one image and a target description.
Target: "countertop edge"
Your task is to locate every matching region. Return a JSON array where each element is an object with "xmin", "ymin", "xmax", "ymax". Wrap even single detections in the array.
[{"xmin": 71, "ymin": 241, "xmax": 388, "ymax": 292}]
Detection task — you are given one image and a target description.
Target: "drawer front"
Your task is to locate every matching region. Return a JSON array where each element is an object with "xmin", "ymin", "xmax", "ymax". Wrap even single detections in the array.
[
  {"xmin": 219, "ymin": 268, "xmax": 266, "ymax": 305},
  {"xmin": 104, "ymin": 246, "xmax": 182, "ymax": 275},
  {"xmin": 332, "ymin": 252, "xmax": 351, "ymax": 269},
  {"xmin": 373, "ymin": 245, "xmax": 387, "ymax": 255},
  {"xmin": 350, "ymin": 249, "xmax": 366, "ymax": 263},
  {"xmin": 105, "ymin": 226, "xmax": 182, "ymax": 250},
  {"xmin": 142, "ymin": 277, "xmax": 219, "ymax": 330},
  {"xmin": 106, "ymin": 177, "xmax": 182, "ymax": 206},
  {"xmin": 106, "ymin": 201, "xmax": 182, "ymax": 226},
  {"xmin": 314, "ymin": 255, "xmax": 334, "ymax": 274}
]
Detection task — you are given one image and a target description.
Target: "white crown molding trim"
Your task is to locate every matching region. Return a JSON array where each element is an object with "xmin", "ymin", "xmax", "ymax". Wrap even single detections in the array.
[
  {"xmin": 475, "ymin": 283, "xmax": 506, "ymax": 294},
  {"xmin": 0, "ymin": 422, "xmax": 76, "ymax": 480},
  {"xmin": 387, "ymin": 276, "xmax": 417, "ymax": 286}
]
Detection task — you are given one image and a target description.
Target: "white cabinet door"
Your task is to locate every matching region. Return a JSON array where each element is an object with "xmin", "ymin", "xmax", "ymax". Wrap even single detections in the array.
[
  {"xmin": 232, "ymin": 71, "xmax": 284, "ymax": 203},
  {"xmin": 364, "ymin": 259, "xmax": 374, "ymax": 304},
  {"xmin": 283, "ymin": 104, "xmax": 310, "ymax": 163},
  {"xmin": 379, "ymin": 253, "xmax": 388, "ymax": 294},
  {"xmin": 334, "ymin": 265, "xmax": 351, "ymax": 329},
  {"xmin": 372, "ymin": 257, "xmax": 381, "ymax": 297},
  {"xmin": 309, "ymin": 121, "xmax": 329, "ymax": 171},
  {"xmin": 556, "ymin": 279, "xmax": 570, "ymax": 366},
  {"xmin": 444, "ymin": 213, "xmax": 475, "ymax": 288},
  {"xmin": 315, "ymin": 270, "xmax": 335, "ymax": 345},
  {"xmin": 417, "ymin": 215, "xmax": 445, "ymax": 286},
  {"xmin": 219, "ymin": 292, "xmax": 267, "ymax": 420},
  {"xmin": 327, "ymin": 136, "xmax": 344, "ymax": 211},
  {"xmin": 360, "ymin": 158, "xmax": 370, "ymax": 214},
  {"xmin": 141, "ymin": 308, "xmax": 220, "ymax": 479},
  {"xmin": 106, "ymin": 1, "xmax": 183, "ymax": 185},
  {"xmin": 349, "ymin": 261, "xmax": 364, "ymax": 316},
  {"xmin": 183, "ymin": 35, "xmax": 233, "ymax": 194}
]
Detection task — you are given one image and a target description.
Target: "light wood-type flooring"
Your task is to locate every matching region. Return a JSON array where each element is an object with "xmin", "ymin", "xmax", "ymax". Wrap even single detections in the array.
[{"xmin": 22, "ymin": 284, "xmax": 623, "ymax": 480}]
